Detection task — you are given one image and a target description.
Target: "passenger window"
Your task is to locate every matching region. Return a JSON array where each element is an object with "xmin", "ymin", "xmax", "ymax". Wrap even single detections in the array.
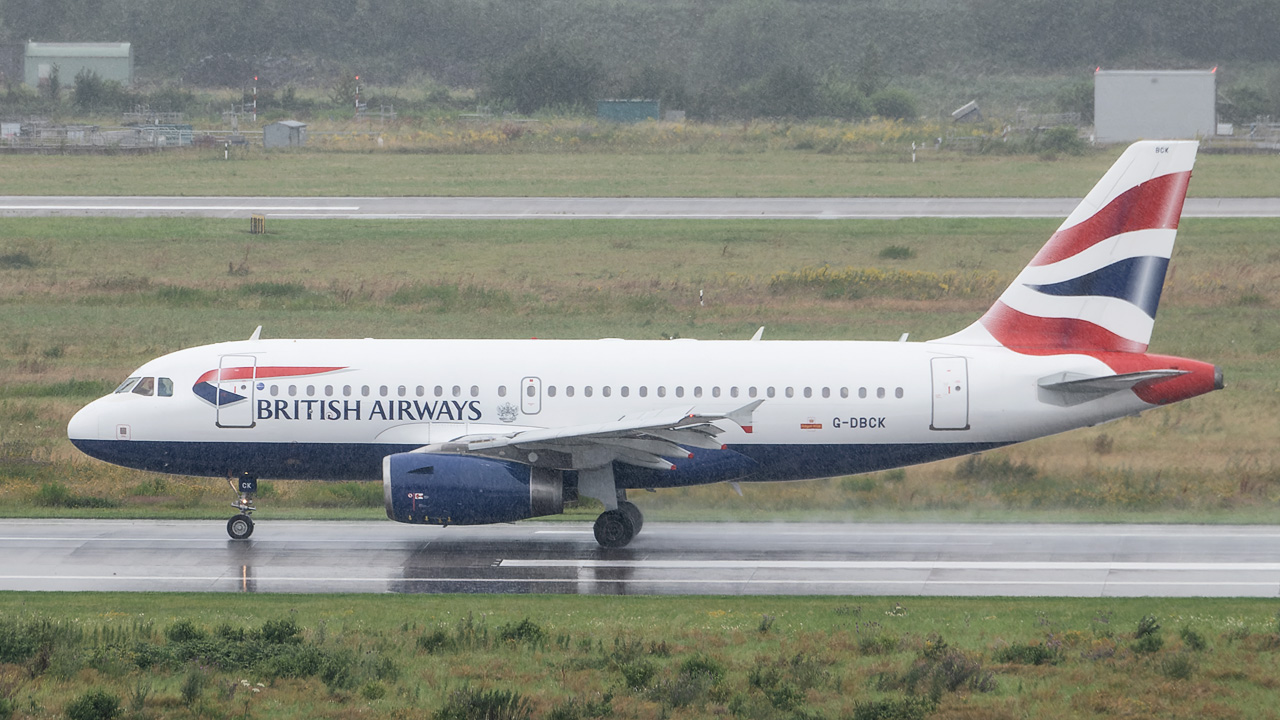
[
  {"xmin": 730, "ymin": 387, "xmax": 738, "ymax": 398},
  {"xmin": 749, "ymin": 387, "xmax": 758, "ymax": 398},
  {"xmin": 585, "ymin": 386, "xmax": 593, "ymax": 397},
  {"xmin": 785, "ymin": 387, "xmax": 794, "ymax": 398},
  {"xmin": 497, "ymin": 386, "xmax": 506, "ymax": 398},
  {"xmin": 877, "ymin": 387, "xmax": 886, "ymax": 399},
  {"xmin": 343, "ymin": 385, "xmax": 352, "ymax": 397},
  {"xmin": 380, "ymin": 386, "xmax": 389, "ymax": 397},
  {"xmin": 859, "ymin": 387, "xmax": 867, "ymax": 399},
  {"xmin": 548, "ymin": 386, "xmax": 558, "ymax": 397},
  {"xmin": 766, "ymin": 387, "xmax": 775, "ymax": 398},
  {"xmin": 269, "ymin": 385, "xmax": 279, "ymax": 397},
  {"xmin": 434, "ymin": 386, "xmax": 443, "ymax": 397},
  {"xmin": 526, "ymin": 384, "xmax": 536, "ymax": 397},
  {"xmin": 621, "ymin": 386, "xmax": 630, "ymax": 397},
  {"xmin": 639, "ymin": 386, "xmax": 648, "ymax": 398},
  {"xmin": 602, "ymin": 386, "xmax": 611, "ymax": 397},
  {"xmin": 114, "ymin": 377, "xmax": 141, "ymax": 394},
  {"xmin": 675, "ymin": 386, "xmax": 684, "ymax": 398},
  {"xmin": 470, "ymin": 385, "xmax": 479, "ymax": 397},
  {"xmin": 452, "ymin": 385, "xmax": 461, "ymax": 397},
  {"xmin": 398, "ymin": 385, "xmax": 407, "ymax": 397},
  {"xmin": 306, "ymin": 385, "xmax": 315, "ymax": 396},
  {"xmin": 803, "ymin": 387, "xmax": 811, "ymax": 398},
  {"xmin": 157, "ymin": 377, "xmax": 174, "ymax": 397},
  {"xmin": 288, "ymin": 385, "xmax": 297, "ymax": 397},
  {"xmin": 711, "ymin": 387, "xmax": 719, "ymax": 398},
  {"xmin": 362, "ymin": 386, "xmax": 370, "ymax": 397},
  {"xmin": 132, "ymin": 377, "xmax": 155, "ymax": 396},
  {"xmin": 822, "ymin": 387, "xmax": 830, "ymax": 399},
  {"xmin": 841, "ymin": 387, "xmax": 849, "ymax": 399},
  {"xmin": 417, "ymin": 386, "xmax": 425, "ymax": 397},
  {"xmin": 896, "ymin": 387, "xmax": 904, "ymax": 399},
  {"xmin": 566, "ymin": 386, "xmax": 575, "ymax": 398},
  {"xmin": 657, "ymin": 386, "xmax": 666, "ymax": 398},
  {"xmin": 325, "ymin": 385, "xmax": 334, "ymax": 397}
]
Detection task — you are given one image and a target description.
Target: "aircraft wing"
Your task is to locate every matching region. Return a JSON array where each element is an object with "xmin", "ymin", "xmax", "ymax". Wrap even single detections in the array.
[{"xmin": 414, "ymin": 400, "xmax": 763, "ymax": 471}]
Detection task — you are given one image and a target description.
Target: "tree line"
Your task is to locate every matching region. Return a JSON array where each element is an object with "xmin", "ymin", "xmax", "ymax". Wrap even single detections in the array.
[{"xmin": 4, "ymin": 0, "xmax": 1279, "ymax": 119}]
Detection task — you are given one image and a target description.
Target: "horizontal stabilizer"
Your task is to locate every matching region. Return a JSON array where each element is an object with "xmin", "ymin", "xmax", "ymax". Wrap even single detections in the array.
[{"xmin": 1038, "ymin": 369, "xmax": 1187, "ymax": 406}]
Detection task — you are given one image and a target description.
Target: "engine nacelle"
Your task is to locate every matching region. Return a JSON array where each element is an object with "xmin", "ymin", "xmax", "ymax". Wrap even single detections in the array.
[{"xmin": 383, "ymin": 452, "xmax": 563, "ymax": 526}]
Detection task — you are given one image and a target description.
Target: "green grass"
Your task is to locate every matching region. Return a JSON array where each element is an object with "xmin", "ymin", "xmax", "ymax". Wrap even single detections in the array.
[
  {"xmin": 1, "ymin": 593, "xmax": 1279, "ymax": 719},
  {"xmin": 0, "ymin": 215, "xmax": 1276, "ymax": 521},
  {"xmin": 0, "ymin": 146, "xmax": 1276, "ymax": 197}
]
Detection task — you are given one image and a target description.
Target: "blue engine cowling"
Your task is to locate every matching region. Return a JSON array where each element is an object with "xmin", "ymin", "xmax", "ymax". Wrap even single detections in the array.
[{"xmin": 383, "ymin": 452, "xmax": 563, "ymax": 526}]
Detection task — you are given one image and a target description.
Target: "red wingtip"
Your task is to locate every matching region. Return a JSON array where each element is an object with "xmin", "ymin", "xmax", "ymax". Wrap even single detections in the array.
[
  {"xmin": 720, "ymin": 444, "xmax": 727, "ymax": 450},
  {"xmin": 687, "ymin": 453, "xmax": 694, "ymax": 459},
  {"xmin": 742, "ymin": 426, "xmax": 753, "ymax": 434}
]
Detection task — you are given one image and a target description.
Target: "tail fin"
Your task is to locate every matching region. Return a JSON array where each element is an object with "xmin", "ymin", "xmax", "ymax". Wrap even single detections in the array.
[{"xmin": 936, "ymin": 140, "xmax": 1197, "ymax": 354}]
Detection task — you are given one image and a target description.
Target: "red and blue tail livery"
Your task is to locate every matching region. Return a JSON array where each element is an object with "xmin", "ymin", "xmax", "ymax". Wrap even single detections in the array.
[{"xmin": 69, "ymin": 141, "xmax": 1222, "ymax": 547}]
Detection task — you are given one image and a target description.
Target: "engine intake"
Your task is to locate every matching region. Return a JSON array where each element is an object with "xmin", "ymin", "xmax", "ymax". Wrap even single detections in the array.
[{"xmin": 383, "ymin": 452, "xmax": 563, "ymax": 525}]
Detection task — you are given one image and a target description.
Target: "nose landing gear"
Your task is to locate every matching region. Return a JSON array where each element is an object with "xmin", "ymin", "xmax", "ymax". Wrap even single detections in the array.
[{"xmin": 227, "ymin": 473, "xmax": 257, "ymax": 540}]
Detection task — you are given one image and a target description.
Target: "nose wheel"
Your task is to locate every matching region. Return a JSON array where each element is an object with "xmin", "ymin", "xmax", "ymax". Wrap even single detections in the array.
[{"xmin": 227, "ymin": 473, "xmax": 257, "ymax": 540}]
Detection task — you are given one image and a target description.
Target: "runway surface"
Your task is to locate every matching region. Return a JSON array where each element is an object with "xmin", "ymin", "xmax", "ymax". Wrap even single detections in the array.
[
  {"xmin": 3, "ymin": 519, "xmax": 1279, "ymax": 596},
  {"xmin": 2, "ymin": 196, "xmax": 1279, "ymax": 219}
]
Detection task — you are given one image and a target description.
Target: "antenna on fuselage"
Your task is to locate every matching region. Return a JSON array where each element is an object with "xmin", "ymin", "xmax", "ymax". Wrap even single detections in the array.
[
  {"xmin": 750, "ymin": 327, "xmax": 765, "ymax": 341},
  {"xmin": 248, "ymin": 325, "xmax": 262, "ymax": 341}
]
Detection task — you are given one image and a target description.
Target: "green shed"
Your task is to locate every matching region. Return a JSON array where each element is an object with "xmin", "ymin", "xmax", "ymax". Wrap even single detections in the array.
[
  {"xmin": 597, "ymin": 99, "xmax": 660, "ymax": 123},
  {"xmin": 25, "ymin": 42, "xmax": 133, "ymax": 88}
]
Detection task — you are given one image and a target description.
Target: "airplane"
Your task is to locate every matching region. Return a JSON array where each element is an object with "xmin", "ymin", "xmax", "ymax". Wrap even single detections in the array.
[{"xmin": 68, "ymin": 140, "xmax": 1222, "ymax": 548}]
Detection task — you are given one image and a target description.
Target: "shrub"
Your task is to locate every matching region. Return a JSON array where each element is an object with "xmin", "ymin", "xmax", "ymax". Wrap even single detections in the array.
[
  {"xmin": 1132, "ymin": 615, "xmax": 1164, "ymax": 654},
  {"xmin": 547, "ymin": 694, "xmax": 613, "ymax": 720},
  {"xmin": 260, "ymin": 618, "xmax": 302, "ymax": 645},
  {"xmin": 498, "ymin": 618, "xmax": 547, "ymax": 648},
  {"xmin": 320, "ymin": 649, "xmax": 358, "ymax": 692},
  {"xmin": 66, "ymin": 690, "xmax": 121, "ymax": 720},
  {"xmin": 993, "ymin": 642, "xmax": 1062, "ymax": 666},
  {"xmin": 434, "ymin": 687, "xmax": 532, "ymax": 720},
  {"xmin": 1160, "ymin": 653, "xmax": 1196, "ymax": 680},
  {"xmin": 1179, "ymin": 626, "xmax": 1207, "ymax": 652},
  {"xmin": 0, "ymin": 252, "xmax": 35, "ymax": 269},
  {"xmin": 360, "ymin": 682, "xmax": 386, "ymax": 700},
  {"xmin": 879, "ymin": 245, "xmax": 916, "ymax": 260},
  {"xmin": 618, "ymin": 659, "xmax": 657, "ymax": 690},
  {"xmin": 851, "ymin": 696, "xmax": 935, "ymax": 720},
  {"xmin": 166, "ymin": 619, "xmax": 207, "ymax": 644},
  {"xmin": 870, "ymin": 89, "xmax": 918, "ymax": 121}
]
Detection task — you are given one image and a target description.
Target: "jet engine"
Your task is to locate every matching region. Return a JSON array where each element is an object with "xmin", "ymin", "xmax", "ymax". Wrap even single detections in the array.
[{"xmin": 383, "ymin": 452, "xmax": 563, "ymax": 525}]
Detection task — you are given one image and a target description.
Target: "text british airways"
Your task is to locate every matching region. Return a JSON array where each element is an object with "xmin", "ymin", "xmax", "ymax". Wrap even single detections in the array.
[{"xmin": 256, "ymin": 399, "xmax": 482, "ymax": 422}]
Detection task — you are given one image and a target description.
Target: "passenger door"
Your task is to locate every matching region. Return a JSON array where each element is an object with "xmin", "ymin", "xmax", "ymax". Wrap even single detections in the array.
[
  {"xmin": 216, "ymin": 355, "xmax": 257, "ymax": 428},
  {"xmin": 930, "ymin": 357, "xmax": 970, "ymax": 431}
]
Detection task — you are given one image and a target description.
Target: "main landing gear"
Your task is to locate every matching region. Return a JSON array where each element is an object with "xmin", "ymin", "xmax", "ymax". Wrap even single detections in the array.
[
  {"xmin": 227, "ymin": 473, "xmax": 257, "ymax": 540},
  {"xmin": 593, "ymin": 499, "xmax": 644, "ymax": 549}
]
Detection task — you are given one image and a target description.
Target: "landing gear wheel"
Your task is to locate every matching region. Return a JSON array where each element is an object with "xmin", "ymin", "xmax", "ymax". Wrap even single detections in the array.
[
  {"xmin": 593, "ymin": 509, "xmax": 636, "ymax": 548},
  {"xmin": 227, "ymin": 514, "xmax": 254, "ymax": 540},
  {"xmin": 618, "ymin": 501, "xmax": 644, "ymax": 535}
]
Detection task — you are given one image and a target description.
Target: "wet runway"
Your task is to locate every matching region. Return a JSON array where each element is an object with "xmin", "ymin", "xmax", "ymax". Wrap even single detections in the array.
[
  {"xmin": 2, "ymin": 196, "xmax": 1279, "ymax": 219},
  {"xmin": 3, "ymin": 520, "xmax": 1279, "ymax": 596}
]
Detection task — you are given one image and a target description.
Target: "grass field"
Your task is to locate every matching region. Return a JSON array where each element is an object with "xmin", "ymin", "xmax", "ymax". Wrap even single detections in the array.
[
  {"xmin": 1, "ymin": 139, "xmax": 1279, "ymax": 198},
  {"xmin": 2, "ymin": 593, "xmax": 1279, "ymax": 719},
  {"xmin": 0, "ymin": 215, "xmax": 1275, "ymax": 521}
]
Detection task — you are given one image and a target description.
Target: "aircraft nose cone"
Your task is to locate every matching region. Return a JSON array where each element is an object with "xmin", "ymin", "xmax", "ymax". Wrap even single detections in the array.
[{"xmin": 67, "ymin": 401, "xmax": 100, "ymax": 442}]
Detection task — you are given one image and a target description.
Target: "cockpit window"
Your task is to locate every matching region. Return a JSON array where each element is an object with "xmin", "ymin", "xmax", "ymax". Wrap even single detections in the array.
[
  {"xmin": 158, "ymin": 377, "xmax": 174, "ymax": 397},
  {"xmin": 114, "ymin": 377, "xmax": 141, "ymax": 394},
  {"xmin": 132, "ymin": 377, "xmax": 155, "ymax": 396}
]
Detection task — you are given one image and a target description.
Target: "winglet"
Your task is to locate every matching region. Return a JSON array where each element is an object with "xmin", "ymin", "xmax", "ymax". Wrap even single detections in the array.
[{"xmin": 726, "ymin": 399, "xmax": 764, "ymax": 433}]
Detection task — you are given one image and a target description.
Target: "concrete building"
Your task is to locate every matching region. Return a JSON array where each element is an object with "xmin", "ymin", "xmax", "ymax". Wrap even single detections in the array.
[
  {"xmin": 1094, "ymin": 70, "xmax": 1216, "ymax": 143},
  {"xmin": 24, "ymin": 42, "xmax": 133, "ymax": 87}
]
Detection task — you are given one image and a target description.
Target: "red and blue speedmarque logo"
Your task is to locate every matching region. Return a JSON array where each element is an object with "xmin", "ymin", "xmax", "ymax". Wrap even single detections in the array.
[{"xmin": 193, "ymin": 366, "xmax": 345, "ymax": 406}]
